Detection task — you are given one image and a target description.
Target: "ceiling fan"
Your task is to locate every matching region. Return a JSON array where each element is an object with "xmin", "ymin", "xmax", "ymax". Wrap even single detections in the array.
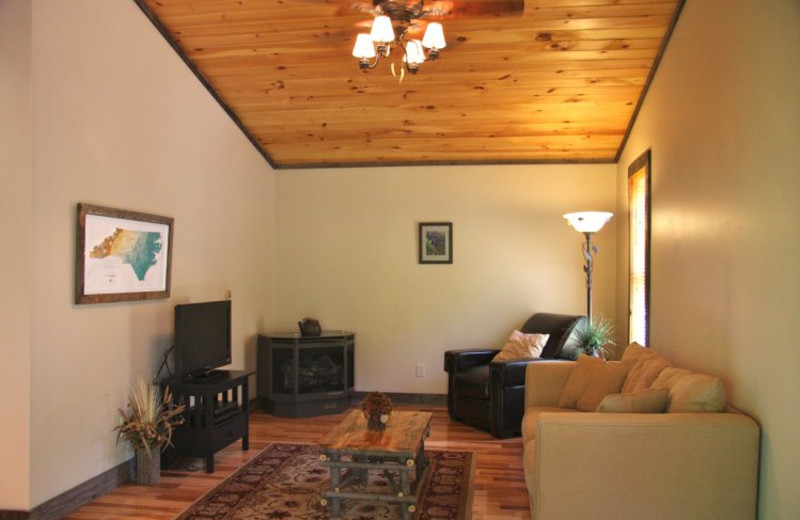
[
  {"xmin": 343, "ymin": 0, "xmax": 525, "ymax": 21},
  {"xmin": 342, "ymin": 0, "xmax": 524, "ymax": 78}
]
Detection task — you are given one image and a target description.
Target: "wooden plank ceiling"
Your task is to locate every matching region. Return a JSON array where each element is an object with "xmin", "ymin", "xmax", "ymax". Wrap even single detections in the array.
[{"xmin": 135, "ymin": 0, "xmax": 683, "ymax": 169}]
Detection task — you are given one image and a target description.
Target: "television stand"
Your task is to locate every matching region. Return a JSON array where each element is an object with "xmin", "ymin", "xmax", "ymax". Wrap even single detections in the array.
[
  {"xmin": 161, "ymin": 369, "xmax": 253, "ymax": 473},
  {"xmin": 183, "ymin": 369, "xmax": 225, "ymax": 382}
]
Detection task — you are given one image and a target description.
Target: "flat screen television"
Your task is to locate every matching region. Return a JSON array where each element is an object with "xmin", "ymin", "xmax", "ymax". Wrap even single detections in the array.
[{"xmin": 174, "ymin": 300, "xmax": 231, "ymax": 379}]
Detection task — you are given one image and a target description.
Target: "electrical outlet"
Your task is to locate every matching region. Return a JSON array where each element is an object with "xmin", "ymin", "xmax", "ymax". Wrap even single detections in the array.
[{"xmin": 415, "ymin": 363, "xmax": 425, "ymax": 377}]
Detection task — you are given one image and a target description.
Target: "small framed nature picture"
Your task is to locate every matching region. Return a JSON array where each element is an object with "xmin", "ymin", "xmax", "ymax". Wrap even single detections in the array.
[{"xmin": 418, "ymin": 222, "xmax": 453, "ymax": 264}]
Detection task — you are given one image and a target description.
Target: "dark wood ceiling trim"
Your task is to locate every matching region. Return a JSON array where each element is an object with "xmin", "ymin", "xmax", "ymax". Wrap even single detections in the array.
[
  {"xmin": 614, "ymin": 0, "xmax": 687, "ymax": 163},
  {"xmin": 275, "ymin": 157, "xmax": 616, "ymax": 171},
  {"xmin": 132, "ymin": 0, "xmax": 278, "ymax": 170}
]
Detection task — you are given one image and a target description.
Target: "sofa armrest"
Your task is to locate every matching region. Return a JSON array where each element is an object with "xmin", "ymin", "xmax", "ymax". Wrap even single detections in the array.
[
  {"xmin": 524, "ymin": 360, "xmax": 575, "ymax": 408},
  {"xmin": 533, "ymin": 411, "xmax": 760, "ymax": 520},
  {"xmin": 444, "ymin": 349, "xmax": 499, "ymax": 373}
]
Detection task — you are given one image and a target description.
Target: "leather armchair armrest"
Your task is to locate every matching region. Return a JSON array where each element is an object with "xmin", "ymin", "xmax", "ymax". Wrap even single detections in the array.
[
  {"xmin": 487, "ymin": 358, "xmax": 544, "ymax": 438},
  {"xmin": 490, "ymin": 358, "xmax": 542, "ymax": 387},
  {"xmin": 444, "ymin": 349, "xmax": 499, "ymax": 373}
]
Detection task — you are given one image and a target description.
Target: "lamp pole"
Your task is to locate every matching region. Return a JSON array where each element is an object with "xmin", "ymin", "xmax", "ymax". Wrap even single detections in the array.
[{"xmin": 583, "ymin": 232, "xmax": 594, "ymax": 322}]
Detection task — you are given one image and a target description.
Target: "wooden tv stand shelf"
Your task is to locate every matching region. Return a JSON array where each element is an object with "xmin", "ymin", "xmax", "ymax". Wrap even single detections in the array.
[{"xmin": 161, "ymin": 369, "xmax": 253, "ymax": 473}]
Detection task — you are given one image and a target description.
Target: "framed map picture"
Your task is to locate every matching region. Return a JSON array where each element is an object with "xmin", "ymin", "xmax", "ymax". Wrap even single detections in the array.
[
  {"xmin": 76, "ymin": 203, "xmax": 173, "ymax": 304},
  {"xmin": 418, "ymin": 222, "xmax": 453, "ymax": 264}
]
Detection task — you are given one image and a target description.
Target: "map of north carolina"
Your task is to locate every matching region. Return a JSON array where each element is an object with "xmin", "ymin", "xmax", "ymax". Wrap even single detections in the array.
[{"xmin": 89, "ymin": 228, "xmax": 162, "ymax": 281}]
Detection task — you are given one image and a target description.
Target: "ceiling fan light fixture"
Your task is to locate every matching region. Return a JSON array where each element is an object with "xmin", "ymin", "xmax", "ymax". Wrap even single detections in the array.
[
  {"xmin": 352, "ymin": 6, "xmax": 447, "ymax": 78},
  {"xmin": 370, "ymin": 15, "xmax": 395, "ymax": 43},
  {"xmin": 404, "ymin": 40, "xmax": 426, "ymax": 66},
  {"xmin": 352, "ymin": 33, "xmax": 377, "ymax": 59},
  {"xmin": 422, "ymin": 22, "xmax": 446, "ymax": 51}
]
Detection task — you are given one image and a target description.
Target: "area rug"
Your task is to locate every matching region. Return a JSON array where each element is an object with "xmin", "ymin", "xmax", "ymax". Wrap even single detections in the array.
[{"xmin": 176, "ymin": 443, "xmax": 475, "ymax": 520}]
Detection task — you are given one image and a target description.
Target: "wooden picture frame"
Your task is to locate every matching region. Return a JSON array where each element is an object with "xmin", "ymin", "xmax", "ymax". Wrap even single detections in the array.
[
  {"xmin": 418, "ymin": 222, "xmax": 453, "ymax": 264},
  {"xmin": 76, "ymin": 203, "xmax": 173, "ymax": 304}
]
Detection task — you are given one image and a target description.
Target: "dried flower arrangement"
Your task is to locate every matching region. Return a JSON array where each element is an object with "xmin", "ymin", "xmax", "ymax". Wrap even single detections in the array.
[
  {"xmin": 360, "ymin": 391, "xmax": 393, "ymax": 431},
  {"xmin": 114, "ymin": 376, "xmax": 185, "ymax": 459}
]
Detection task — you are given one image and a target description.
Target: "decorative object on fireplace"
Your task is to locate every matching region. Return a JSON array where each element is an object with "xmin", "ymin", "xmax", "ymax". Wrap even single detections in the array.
[{"xmin": 297, "ymin": 317, "xmax": 322, "ymax": 337}]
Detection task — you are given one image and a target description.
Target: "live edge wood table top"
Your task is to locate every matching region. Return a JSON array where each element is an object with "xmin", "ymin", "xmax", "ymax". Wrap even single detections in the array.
[
  {"xmin": 319, "ymin": 409, "xmax": 432, "ymax": 455},
  {"xmin": 318, "ymin": 410, "xmax": 433, "ymax": 520}
]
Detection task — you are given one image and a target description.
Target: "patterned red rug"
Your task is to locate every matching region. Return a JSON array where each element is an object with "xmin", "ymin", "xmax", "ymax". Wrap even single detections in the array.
[{"xmin": 176, "ymin": 443, "xmax": 475, "ymax": 520}]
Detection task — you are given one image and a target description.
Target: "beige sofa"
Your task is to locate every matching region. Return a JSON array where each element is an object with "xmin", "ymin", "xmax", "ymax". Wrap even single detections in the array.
[{"xmin": 522, "ymin": 343, "xmax": 760, "ymax": 520}]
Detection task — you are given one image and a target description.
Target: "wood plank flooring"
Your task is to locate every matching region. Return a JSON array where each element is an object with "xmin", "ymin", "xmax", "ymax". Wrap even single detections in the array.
[{"xmin": 63, "ymin": 406, "xmax": 528, "ymax": 520}]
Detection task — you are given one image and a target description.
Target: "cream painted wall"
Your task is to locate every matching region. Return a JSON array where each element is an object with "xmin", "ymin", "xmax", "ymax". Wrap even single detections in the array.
[
  {"xmin": 0, "ymin": 0, "xmax": 33, "ymax": 510},
  {"xmin": 275, "ymin": 165, "xmax": 616, "ymax": 394},
  {"xmin": 13, "ymin": 0, "xmax": 276, "ymax": 507},
  {"xmin": 616, "ymin": 1, "xmax": 800, "ymax": 518}
]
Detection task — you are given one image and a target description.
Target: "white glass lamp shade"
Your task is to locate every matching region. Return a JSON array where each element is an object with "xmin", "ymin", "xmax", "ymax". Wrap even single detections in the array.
[
  {"xmin": 563, "ymin": 211, "xmax": 614, "ymax": 233},
  {"xmin": 404, "ymin": 40, "xmax": 426, "ymax": 65},
  {"xmin": 370, "ymin": 15, "xmax": 395, "ymax": 43},
  {"xmin": 352, "ymin": 33, "xmax": 376, "ymax": 59},
  {"xmin": 422, "ymin": 22, "xmax": 446, "ymax": 49}
]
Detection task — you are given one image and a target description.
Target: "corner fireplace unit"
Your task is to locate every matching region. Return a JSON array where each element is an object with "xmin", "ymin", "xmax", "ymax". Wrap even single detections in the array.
[{"xmin": 257, "ymin": 331, "xmax": 355, "ymax": 418}]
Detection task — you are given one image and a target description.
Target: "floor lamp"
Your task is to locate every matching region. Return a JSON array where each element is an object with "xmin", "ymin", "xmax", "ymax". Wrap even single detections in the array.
[{"xmin": 563, "ymin": 211, "xmax": 613, "ymax": 321}]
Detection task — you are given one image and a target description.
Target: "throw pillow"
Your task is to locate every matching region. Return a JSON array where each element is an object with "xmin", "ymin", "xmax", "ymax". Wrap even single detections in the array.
[
  {"xmin": 558, "ymin": 355, "xmax": 630, "ymax": 411},
  {"xmin": 596, "ymin": 387, "xmax": 670, "ymax": 413},
  {"xmin": 652, "ymin": 367, "xmax": 727, "ymax": 412},
  {"xmin": 620, "ymin": 342, "xmax": 672, "ymax": 393},
  {"xmin": 491, "ymin": 330, "xmax": 550, "ymax": 363}
]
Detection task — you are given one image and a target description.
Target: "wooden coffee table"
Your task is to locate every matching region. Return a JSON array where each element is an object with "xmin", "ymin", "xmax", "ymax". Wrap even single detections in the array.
[{"xmin": 318, "ymin": 409, "xmax": 433, "ymax": 520}]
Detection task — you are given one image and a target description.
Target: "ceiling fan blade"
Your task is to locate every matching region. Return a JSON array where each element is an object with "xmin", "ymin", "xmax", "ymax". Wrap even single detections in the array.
[
  {"xmin": 354, "ymin": 19, "xmax": 373, "ymax": 29},
  {"xmin": 424, "ymin": 0, "xmax": 524, "ymax": 18},
  {"xmin": 405, "ymin": 19, "xmax": 426, "ymax": 35},
  {"xmin": 335, "ymin": 1, "xmax": 378, "ymax": 16}
]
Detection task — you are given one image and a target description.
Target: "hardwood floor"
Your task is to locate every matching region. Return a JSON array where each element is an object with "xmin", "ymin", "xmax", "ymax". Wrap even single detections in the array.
[{"xmin": 64, "ymin": 406, "xmax": 529, "ymax": 520}]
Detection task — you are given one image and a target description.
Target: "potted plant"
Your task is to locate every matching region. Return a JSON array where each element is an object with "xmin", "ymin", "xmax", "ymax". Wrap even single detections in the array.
[
  {"xmin": 115, "ymin": 376, "xmax": 185, "ymax": 485},
  {"xmin": 574, "ymin": 315, "xmax": 616, "ymax": 359}
]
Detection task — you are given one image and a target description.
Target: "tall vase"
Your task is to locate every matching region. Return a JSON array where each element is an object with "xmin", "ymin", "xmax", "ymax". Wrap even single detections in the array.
[{"xmin": 136, "ymin": 447, "xmax": 161, "ymax": 485}]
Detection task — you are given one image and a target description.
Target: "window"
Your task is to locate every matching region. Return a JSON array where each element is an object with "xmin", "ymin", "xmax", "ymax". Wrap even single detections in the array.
[{"xmin": 628, "ymin": 150, "xmax": 651, "ymax": 345}]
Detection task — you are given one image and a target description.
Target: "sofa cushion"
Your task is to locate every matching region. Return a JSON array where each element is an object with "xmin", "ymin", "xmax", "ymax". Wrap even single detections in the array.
[
  {"xmin": 652, "ymin": 367, "xmax": 727, "ymax": 412},
  {"xmin": 492, "ymin": 330, "xmax": 550, "ymax": 363},
  {"xmin": 620, "ymin": 342, "xmax": 672, "ymax": 393},
  {"xmin": 521, "ymin": 407, "xmax": 580, "ymax": 441},
  {"xmin": 558, "ymin": 355, "xmax": 629, "ymax": 412},
  {"xmin": 453, "ymin": 365, "xmax": 490, "ymax": 400},
  {"xmin": 596, "ymin": 387, "xmax": 670, "ymax": 413}
]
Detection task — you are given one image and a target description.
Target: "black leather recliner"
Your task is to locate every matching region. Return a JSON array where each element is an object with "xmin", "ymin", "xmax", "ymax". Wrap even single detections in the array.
[{"xmin": 444, "ymin": 312, "xmax": 585, "ymax": 438}]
